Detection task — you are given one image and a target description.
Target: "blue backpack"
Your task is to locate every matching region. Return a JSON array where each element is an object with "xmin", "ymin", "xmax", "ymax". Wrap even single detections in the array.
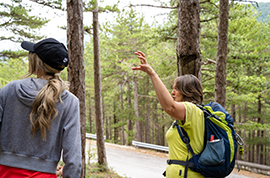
[{"xmin": 166, "ymin": 102, "xmax": 243, "ymax": 178}]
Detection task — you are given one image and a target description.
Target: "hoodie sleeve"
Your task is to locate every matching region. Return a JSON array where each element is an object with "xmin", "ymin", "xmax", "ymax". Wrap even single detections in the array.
[
  {"xmin": 0, "ymin": 87, "xmax": 4, "ymax": 127},
  {"xmin": 62, "ymin": 96, "xmax": 82, "ymax": 178},
  {"xmin": 0, "ymin": 83, "xmax": 11, "ymax": 128}
]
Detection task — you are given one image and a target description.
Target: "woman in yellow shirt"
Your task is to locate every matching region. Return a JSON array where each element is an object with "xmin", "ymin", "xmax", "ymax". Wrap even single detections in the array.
[{"xmin": 133, "ymin": 51, "xmax": 204, "ymax": 178}]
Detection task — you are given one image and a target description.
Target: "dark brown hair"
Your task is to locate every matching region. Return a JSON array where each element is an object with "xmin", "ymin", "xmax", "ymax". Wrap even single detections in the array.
[{"xmin": 174, "ymin": 74, "xmax": 203, "ymax": 105}]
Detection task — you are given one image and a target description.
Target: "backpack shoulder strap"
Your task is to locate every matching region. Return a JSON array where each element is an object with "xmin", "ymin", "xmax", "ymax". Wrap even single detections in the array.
[{"xmin": 172, "ymin": 120, "xmax": 196, "ymax": 178}]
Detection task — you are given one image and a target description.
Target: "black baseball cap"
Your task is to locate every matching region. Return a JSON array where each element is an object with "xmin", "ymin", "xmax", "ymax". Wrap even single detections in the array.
[{"xmin": 21, "ymin": 38, "xmax": 69, "ymax": 71}]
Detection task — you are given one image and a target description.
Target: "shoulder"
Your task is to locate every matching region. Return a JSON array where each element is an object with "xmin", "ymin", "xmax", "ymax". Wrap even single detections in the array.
[
  {"xmin": 61, "ymin": 90, "xmax": 79, "ymax": 109},
  {"xmin": 0, "ymin": 79, "xmax": 23, "ymax": 93},
  {"xmin": 182, "ymin": 102, "xmax": 202, "ymax": 113},
  {"xmin": 63, "ymin": 90, "xmax": 79, "ymax": 102},
  {"xmin": 179, "ymin": 102, "xmax": 204, "ymax": 127}
]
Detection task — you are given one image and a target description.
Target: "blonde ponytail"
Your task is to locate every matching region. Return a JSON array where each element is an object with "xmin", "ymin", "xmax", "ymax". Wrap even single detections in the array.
[{"xmin": 26, "ymin": 52, "xmax": 68, "ymax": 140}]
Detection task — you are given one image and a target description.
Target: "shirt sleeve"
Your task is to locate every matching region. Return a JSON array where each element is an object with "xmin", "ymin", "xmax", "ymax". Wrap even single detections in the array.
[
  {"xmin": 177, "ymin": 102, "xmax": 202, "ymax": 129},
  {"xmin": 62, "ymin": 97, "xmax": 82, "ymax": 178}
]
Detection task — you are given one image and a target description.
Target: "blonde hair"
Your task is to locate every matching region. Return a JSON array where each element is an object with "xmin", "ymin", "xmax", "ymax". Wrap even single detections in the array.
[{"xmin": 25, "ymin": 52, "xmax": 68, "ymax": 140}]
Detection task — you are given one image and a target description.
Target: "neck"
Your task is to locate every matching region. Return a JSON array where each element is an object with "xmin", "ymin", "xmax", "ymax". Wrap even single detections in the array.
[{"xmin": 37, "ymin": 73, "xmax": 54, "ymax": 80}]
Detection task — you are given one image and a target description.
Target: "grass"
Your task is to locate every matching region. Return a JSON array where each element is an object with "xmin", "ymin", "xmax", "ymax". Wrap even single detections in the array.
[
  {"xmin": 57, "ymin": 162, "xmax": 126, "ymax": 178},
  {"xmin": 86, "ymin": 163, "xmax": 127, "ymax": 178},
  {"xmin": 57, "ymin": 141, "xmax": 128, "ymax": 178}
]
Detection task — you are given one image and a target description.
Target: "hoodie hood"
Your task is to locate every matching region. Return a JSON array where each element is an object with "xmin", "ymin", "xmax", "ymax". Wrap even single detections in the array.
[{"xmin": 15, "ymin": 78, "xmax": 68, "ymax": 107}]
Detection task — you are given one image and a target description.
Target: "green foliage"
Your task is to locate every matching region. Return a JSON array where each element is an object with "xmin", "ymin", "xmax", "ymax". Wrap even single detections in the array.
[
  {"xmin": 0, "ymin": 1, "xmax": 49, "ymax": 41},
  {"xmin": 0, "ymin": 0, "xmax": 49, "ymax": 59},
  {"xmin": 0, "ymin": 57, "xmax": 28, "ymax": 88},
  {"xmin": 84, "ymin": 0, "xmax": 120, "ymax": 13},
  {"xmin": 1, "ymin": 0, "xmax": 270, "ymax": 165}
]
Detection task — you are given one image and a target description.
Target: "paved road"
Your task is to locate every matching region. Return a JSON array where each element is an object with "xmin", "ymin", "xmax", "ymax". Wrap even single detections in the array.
[{"xmin": 86, "ymin": 141, "xmax": 254, "ymax": 178}]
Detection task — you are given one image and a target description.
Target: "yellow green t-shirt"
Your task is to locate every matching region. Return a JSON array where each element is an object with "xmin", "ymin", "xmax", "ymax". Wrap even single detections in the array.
[{"xmin": 165, "ymin": 102, "xmax": 205, "ymax": 178}]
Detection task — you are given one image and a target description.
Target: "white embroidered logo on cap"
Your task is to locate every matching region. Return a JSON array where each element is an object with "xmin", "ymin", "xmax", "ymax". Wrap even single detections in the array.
[{"xmin": 63, "ymin": 58, "xmax": 68, "ymax": 63}]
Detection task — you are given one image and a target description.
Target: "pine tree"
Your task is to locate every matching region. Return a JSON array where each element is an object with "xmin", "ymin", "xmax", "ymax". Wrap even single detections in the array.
[{"xmin": 0, "ymin": 0, "xmax": 49, "ymax": 58}]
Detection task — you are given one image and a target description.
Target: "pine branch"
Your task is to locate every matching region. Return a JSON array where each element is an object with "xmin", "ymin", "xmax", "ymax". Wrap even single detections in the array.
[
  {"xmin": 29, "ymin": 0, "xmax": 63, "ymax": 10},
  {"xmin": 201, "ymin": 16, "xmax": 219, "ymax": 23},
  {"xmin": 129, "ymin": 4, "xmax": 177, "ymax": 9},
  {"xmin": 137, "ymin": 94, "xmax": 158, "ymax": 100},
  {"xmin": 234, "ymin": 0, "xmax": 259, "ymax": 8}
]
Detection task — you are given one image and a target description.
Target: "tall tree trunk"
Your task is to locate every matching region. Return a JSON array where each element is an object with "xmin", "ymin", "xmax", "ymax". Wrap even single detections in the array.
[
  {"xmin": 66, "ymin": 0, "xmax": 85, "ymax": 177},
  {"xmin": 93, "ymin": 2, "xmax": 107, "ymax": 168},
  {"xmin": 237, "ymin": 104, "xmax": 242, "ymax": 160},
  {"xmin": 251, "ymin": 131, "xmax": 255, "ymax": 163},
  {"xmin": 109, "ymin": 116, "xmax": 112, "ymax": 140},
  {"xmin": 140, "ymin": 118, "xmax": 145, "ymax": 142},
  {"xmin": 113, "ymin": 101, "xmax": 118, "ymax": 144},
  {"xmin": 145, "ymin": 103, "xmax": 150, "ymax": 143},
  {"xmin": 127, "ymin": 77, "xmax": 133, "ymax": 145},
  {"xmin": 120, "ymin": 83, "xmax": 125, "ymax": 145},
  {"xmin": 244, "ymin": 102, "xmax": 247, "ymax": 161},
  {"xmin": 154, "ymin": 101, "xmax": 158, "ymax": 145},
  {"xmin": 215, "ymin": 0, "xmax": 229, "ymax": 107},
  {"xmin": 145, "ymin": 77, "xmax": 150, "ymax": 143},
  {"xmin": 156, "ymin": 109, "xmax": 161, "ymax": 145},
  {"xmin": 88, "ymin": 96, "xmax": 92, "ymax": 133},
  {"xmin": 231, "ymin": 104, "xmax": 236, "ymax": 122},
  {"xmin": 151, "ymin": 99, "xmax": 157, "ymax": 144},
  {"xmin": 177, "ymin": 0, "xmax": 201, "ymax": 79},
  {"xmin": 261, "ymin": 130, "xmax": 265, "ymax": 164},
  {"xmin": 161, "ymin": 125, "xmax": 165, "ymax": 146},
  {"xmin": 257, "ymin": 94, "xmax": 263, "ymax": 164},
  {"xmin": 133, "ymin": 75, "xmax": 141, "ymax": 141},
  {"xmin": 105, "ymin": 116, "xmax": 109, "ymax": 141}
]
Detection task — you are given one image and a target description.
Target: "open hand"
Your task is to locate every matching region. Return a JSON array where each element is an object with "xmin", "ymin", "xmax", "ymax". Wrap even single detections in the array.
[{"xmin": 132, "ymin": 51, "xmax": 155, "ymax": 76}]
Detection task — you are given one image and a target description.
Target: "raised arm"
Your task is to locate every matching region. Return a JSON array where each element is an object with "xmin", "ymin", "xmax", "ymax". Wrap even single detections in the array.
[{"xmin": 132, "ymin": 51, "xmax": 186, "ymax": 121}]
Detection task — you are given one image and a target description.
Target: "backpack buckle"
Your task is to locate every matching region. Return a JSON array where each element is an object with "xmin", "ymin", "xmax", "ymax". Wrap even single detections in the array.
[{"xmin": 167, "ymin": 159, "xmax": 173, "ymax": 165}]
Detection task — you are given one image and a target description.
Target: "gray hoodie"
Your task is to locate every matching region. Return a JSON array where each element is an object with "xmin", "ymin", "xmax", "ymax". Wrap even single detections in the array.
[{"xmin": 0, "ymin": 78, "xmax": 82, "ymax": 178}]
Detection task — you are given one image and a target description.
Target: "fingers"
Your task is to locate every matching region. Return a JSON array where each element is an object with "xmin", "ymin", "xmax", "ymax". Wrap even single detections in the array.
[
  {"xmin": 132, "ymin": 66, "xmax": 141, "ymax": 70},
  {"xmin": 134, "ymin": 51, "xmax": 145, "ymax": 58},
  {"xmin": 133, "ymin": 51, "xmax": 148, "ymax": 72},
  {"xmin": 135, "ymin": 51, "xmax": 147, "ymax": 64},
  {"xmin": 57, "ymin": 166, "xmax": 63, "ymax": 171}
]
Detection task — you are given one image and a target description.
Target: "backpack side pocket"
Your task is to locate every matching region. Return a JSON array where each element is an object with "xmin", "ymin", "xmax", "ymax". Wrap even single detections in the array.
[{"xmin": 198, "ymin": 138, "xmax": 225, "ymax": 166}]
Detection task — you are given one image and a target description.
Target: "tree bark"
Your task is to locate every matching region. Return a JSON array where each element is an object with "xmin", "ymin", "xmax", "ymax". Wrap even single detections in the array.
[
  {"xmin": 145, "ymin": 78, "xmax": 150, "ymax": 143},
  {"xmin": 105, "ymin": 116, "xmax": 109, "ymax": 141},
  {"xmin": 133, "ymin": 75, "xmax": 141, "ymax": 141},
  {"xmin": 113, "ymin": 101, "xmax": 118, "ymax": 144},
  {"xmin": 66, "ymin": 0, "xmax": 85, "ymax": 177},
  {"xmin": 257, "ymin": 94, "xmax": 264, "ymax": 164},
  {"xmin": 237, "ymin": 104, "xmax": 242, "ymax": 161},
  {"xmin": 151, "ymin": 100, "xmax": 157, "ymax": 144},
  {"xmin": 231, "ymin": 104, "xmax": 236, "ymax": 122},
  {"xmin": 177, "ymin": 0, "xmax": 201, "ymax": 79},
  {"xmin": 109, "ymin": 116, "xmax": 112, "ymax": 140},
  {"xmin": 153, "ymin": 100, "xmax": 158, "ymax": 144},
  {"xmin": 127, "ymin": 77, "xmax": 133, "ymax": 145},
  {"xmin": 215, "ymin": 0, "xmax": 229, "ymax": 107},
  {"xmin": 120, "ymin": 83, "xmax": 125, "ymax": 145},
  {"xmin": 93, "ymin": 2, "xmax": 108, "ymax": 168},
  {"xmin": 244, "ymin": 102, "xmax": 247, "ymax": 161},
  {"xmin": 88, "ymin": 97, "xmax": 92, "ymax": 133}
]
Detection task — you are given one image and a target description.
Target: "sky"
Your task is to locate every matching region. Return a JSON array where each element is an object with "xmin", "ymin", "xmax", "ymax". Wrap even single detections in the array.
[
  {"xmin": 0, "ymin": 0, "xmax": 270, "ymax": 51},
  {"xmin": 0, "ymin": 0, "xmax": 171, "ymax": 51}
]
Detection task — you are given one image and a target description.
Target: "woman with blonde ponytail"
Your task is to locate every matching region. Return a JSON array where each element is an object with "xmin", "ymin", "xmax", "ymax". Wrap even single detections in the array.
[{"xmin": 0, "ymin": 38, "xmax": 82, "ymax": 178}]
